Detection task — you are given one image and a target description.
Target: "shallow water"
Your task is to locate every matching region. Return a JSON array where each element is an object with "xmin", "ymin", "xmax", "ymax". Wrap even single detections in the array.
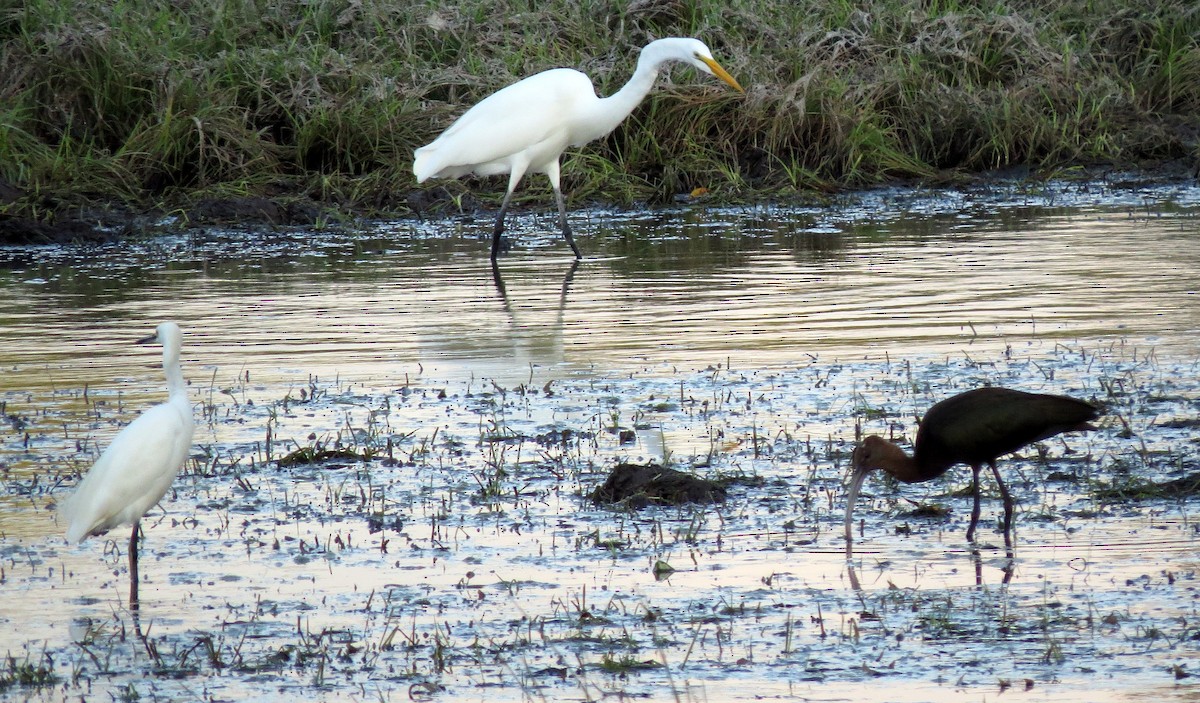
[{"xmin": 1, "ymin": 177, "xmax": 1199, "ymax": 701}]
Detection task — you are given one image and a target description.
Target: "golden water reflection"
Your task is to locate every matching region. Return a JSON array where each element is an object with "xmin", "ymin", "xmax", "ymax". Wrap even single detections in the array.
[{"xmin": 1, "ymin": 204, "xmax": 1197, "ymax": 395}]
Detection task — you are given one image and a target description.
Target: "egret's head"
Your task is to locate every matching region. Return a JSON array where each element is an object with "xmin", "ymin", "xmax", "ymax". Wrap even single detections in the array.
[
  {"xmin": 137, "ymin": 321, "xmax": 182, "ymax": 347},
  {"xmin": 644, "ymin": 37, "xmax": 744, "ymax": 93},
  {"xmin": 690, "ymin": 41, "xmax": 745, "ymax": 93}
]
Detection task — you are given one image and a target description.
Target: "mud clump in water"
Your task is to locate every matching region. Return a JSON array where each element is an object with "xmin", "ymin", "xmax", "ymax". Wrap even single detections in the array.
[
  {"xmin": 1093, "ymin": 471, "xmax": 1200, "ymax": 500},
  {"xmin": 276, "ymin": 446, "xmax": 375, "ymax": 468},
  {"xmin": 591, "ymin": 462, "xmax": 726, "ymax": 507}
]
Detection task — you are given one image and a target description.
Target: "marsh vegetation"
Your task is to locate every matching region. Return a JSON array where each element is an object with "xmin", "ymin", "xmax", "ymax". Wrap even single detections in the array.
[{"xmin": 1, "ymin": 0, "xmax": 1198, "ymax": 227}]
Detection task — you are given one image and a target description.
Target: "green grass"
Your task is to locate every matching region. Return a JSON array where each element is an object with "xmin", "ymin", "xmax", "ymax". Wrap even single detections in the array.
[
  {"xmin": 0, "ymin": 653, "xmax": 56, "ymax": 692},
  {"xmin": 1, "ymin": 0, "xmax": 1197, "ymax": 219}
]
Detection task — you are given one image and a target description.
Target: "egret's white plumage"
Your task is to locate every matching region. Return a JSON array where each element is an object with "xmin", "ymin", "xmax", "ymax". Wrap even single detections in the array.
[
  {"xmin": 59, "ymin": 321, "xmax": 194, "ymax": 605},
  {"xmin": 413, "ymin": 37, "xmax": 744, "ymax": 259}
]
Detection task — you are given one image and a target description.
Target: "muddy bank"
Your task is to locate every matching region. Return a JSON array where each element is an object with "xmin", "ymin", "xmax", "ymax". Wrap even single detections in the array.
[
  {"xmin": 0, "ymin": 173, "xmax": 339, "ymax": 245},
  {"xmin": 1, "ymin": 163, "xmax": 1196, "ymax": 247},
  {"xmin": 0, "ymin": 197, "xmax": 327, "ymax": 246}
]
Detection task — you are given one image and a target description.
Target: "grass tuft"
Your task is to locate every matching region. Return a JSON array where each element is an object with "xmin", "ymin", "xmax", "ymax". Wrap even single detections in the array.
[{"xmin": 0, "ymin": 653, "xmax": 56, "ymax": 692}]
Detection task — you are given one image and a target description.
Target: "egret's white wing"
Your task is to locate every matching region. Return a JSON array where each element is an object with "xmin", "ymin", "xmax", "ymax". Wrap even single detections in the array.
[
  {"xmin": 61, "ymin": 402, "xmax": 193, "ymax": 543},
  {"xmin": 414, "ymin": 68, "xmax": 597, "ymax": 181}
]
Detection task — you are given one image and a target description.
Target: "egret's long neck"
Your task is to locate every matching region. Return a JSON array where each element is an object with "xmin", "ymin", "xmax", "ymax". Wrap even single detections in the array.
[
  {"xmin": 591, "ymin": 58, "xmax": 663, "ymax": 138},
  {"xmin": 163, "ymin": 341, "xmax": 187, "ymax": 402}
]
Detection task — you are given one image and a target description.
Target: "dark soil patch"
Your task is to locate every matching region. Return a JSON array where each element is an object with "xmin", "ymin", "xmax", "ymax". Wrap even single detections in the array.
[
  {"xmin": 187, "ymin": 197, "xmax": 323, "ymax": 226},
  {"xmin": 591, "ymin": 462, "xmax": 727, "ymax": 508},
  {"xmin": 0, "ymin": 215, "xmax": 113, "ymax": 245},
  {"xmin": 0, "ymin": 185, "xmax": 326, "ymax": 245},
  {"xmin": 1157, "ymin": 418, "xmax": 1200, "ymax": 430}
]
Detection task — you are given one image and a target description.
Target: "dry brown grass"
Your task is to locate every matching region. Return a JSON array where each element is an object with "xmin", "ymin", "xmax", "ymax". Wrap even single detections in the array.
[{"xmin": 1, "ymin": 0, "xmax": 1196, "ymax": 219}]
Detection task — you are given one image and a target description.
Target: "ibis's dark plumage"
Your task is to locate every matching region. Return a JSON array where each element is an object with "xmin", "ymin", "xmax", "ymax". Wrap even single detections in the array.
[{"xmin": 844, "ymin": 387, "xmax": 1100, "ymax": 557}]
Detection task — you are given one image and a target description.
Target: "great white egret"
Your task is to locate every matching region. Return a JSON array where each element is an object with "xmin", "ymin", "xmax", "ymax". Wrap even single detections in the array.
[
  {"xmin": 844, "ymin": 387, "xmax": 1100, "ymax": 559},
  {"xmin": 413, "ymin": 37, "xmax": 744, "ymax": 259},
  {"xmin": 60, "ymin": 321, "xmax": 194, "ymax": 607}
]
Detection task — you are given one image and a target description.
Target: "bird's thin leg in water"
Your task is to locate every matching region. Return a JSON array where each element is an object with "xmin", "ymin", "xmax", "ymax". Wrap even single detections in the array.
[
  {"xmin": 491, "ymin": 189, "xmax": 516, "ymax": 260},
  {"xmin": 490, "ymin": 261, "xmax": 510, "ymax": 308},
  {"xmin": 989, "ymin": 460, "xmax": 1015, "ymax": 556},
  {"xmin": 546, "ymin": 162, "xmax": 581, "ymax": 259},
  {"xmin": 129, "ymin": 522, "xmax": 140, "ymax": 609},
  {"xmin": 553, "ymin": 187, "xmax": 581, "ymax": 259},
  {"xmin": 847, "ymin": 562, "xmax": 862, "ymax": 591},
  {"xmin": 560, "ymin": 259, "xmax": 580, "ymax": 298},
  {"xmin": 967, "ymin": 463, "xmax": 982, "ymax": 544}
]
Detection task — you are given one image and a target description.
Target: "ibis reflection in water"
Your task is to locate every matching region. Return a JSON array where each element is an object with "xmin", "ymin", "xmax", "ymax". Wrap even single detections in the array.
[{"xmin": 844, "ymin": 387, "xmax": 1101, "ymax": 560}]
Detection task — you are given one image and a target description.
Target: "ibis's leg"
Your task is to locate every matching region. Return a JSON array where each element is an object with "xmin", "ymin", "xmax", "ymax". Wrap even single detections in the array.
[
  {"xmin": 966, "ymin": 463, "xmax": 982, "ymax": 543},
  {"xmin": 546, "ymin": 161, "xmax": 581, "ymax": 259},
  {"xmin": 989, "ymin": 460, "xmax": 1015, "ymax": 555},
  {"xmin": 129, "ymin": 522, "xmax": 140, "ymax": 610},
  {"xmin": 847, "ymin": 563, "xmax": 862, "ymax": 591}
]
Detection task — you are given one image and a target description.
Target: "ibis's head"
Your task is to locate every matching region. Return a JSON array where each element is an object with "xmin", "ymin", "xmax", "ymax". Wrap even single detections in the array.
[{"xmin": 843, "ymin": 436, "xmax": 898, "ymax": 558}]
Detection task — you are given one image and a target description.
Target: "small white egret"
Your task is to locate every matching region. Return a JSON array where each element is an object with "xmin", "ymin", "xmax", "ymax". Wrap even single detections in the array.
[
  {"xmin": 59, "ymin": 321, "xmax": 194, "ymax": 607},
  {"xmin": 413, "ymin": 37, "xmax": 744, "ymax": 259}
]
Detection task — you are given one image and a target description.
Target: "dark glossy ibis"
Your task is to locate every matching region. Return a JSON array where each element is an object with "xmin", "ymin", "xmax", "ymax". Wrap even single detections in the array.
[{"xmin": 844, "ymin": 387, "xmax": 1101, "ymax": 557}]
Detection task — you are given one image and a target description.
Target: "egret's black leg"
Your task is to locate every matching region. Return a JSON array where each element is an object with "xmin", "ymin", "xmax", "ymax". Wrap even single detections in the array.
[
  {"xmin": 989, "ymin": 460, "xmax": 1015, "ymax": 556},
  {"xmin": 560, "ymin": 259, "xmax": 579, "ymax": 299},
  {"xmin": 553, "ymin": 186, "xmax": 581, "ymax": 259},
  {"xmin": 966, "ymin": 463, "xmax": 982, "ymax": 544},
  {"xmin": 129, "ymin": 522, "xmax": 140, "ymax": 610},
  {"xmin": 491, "ymin": 260, "xmax": 509, "ymax": 304},
  {"xmin": 491, "ymin": 190, "xmax": 516, "ymax": 261}
]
